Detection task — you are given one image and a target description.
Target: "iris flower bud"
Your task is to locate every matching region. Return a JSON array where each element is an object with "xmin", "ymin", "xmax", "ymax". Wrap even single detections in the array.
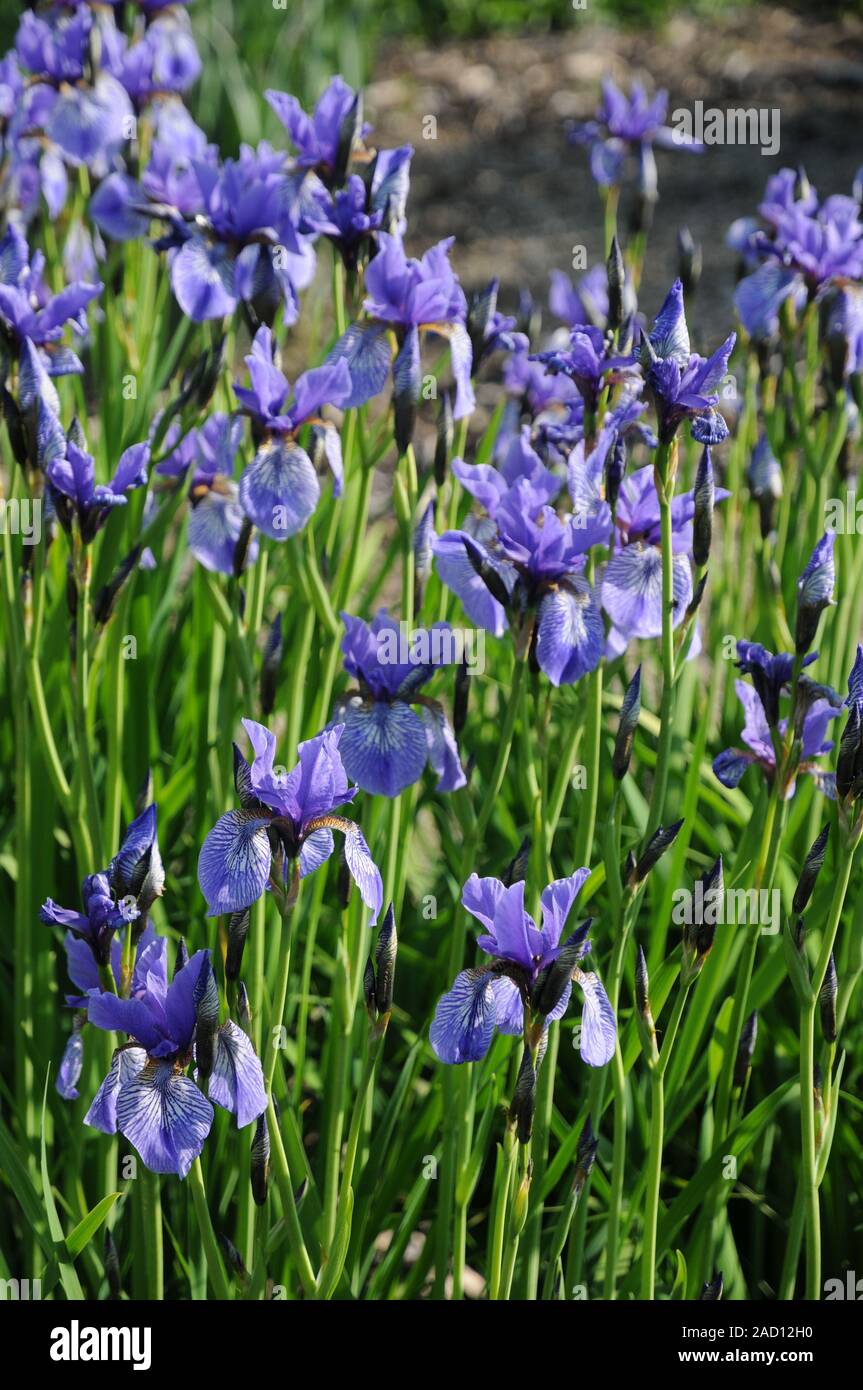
[
  {"xmin": 685, "ymin": 571, "xmax": 708, "ymax": 622},
  {"xmin": 374, "ymin": 903, "xmax": 397, "ymax": 1018},
  {"xmin": 692, "ymin": 447, "xmax": 714, "ymax": 568},
  {"xmin": 677, "ymin": 226, "xmax": 702, "ymax": 301},
  {"xmin": 434, "ymin": 390, "xmax": 453, "ymax": 487},
  {"xmin": 747, "ymin": 436, "xmax": 782, "ymax": 540},
  {"xmin": 193, "ymin": 956, "xmax": 220, "ymax": 1082},
  {"xmin": 533, "ymin": 928, "xmax": 590, "ymax": 1017},
  {"xmin": 635, "ymin": 944, "xmax": 659, "ymax": 1063},
  {"xmin": 251, "ymin": 1113, "xmax": 270, "ymax": 1206},
  {"xmin": 699, "ymin": 1271, "xmax": 724, "ymax": 1301},
  {"xmin": 837, "ymin": 703, "xmax": 863, "ymax": 800},
  {"xmin": 630, "ymin": 819, "xmax": 685, "ymax": 886},
  {"xmin": 463, "ymin": 534, "xmax": 510, "ymax": 608},
  {"xmin": 574, "ymin": 1117, "xmax": 598, "ymax": 1196},
  {"xmin": 508, "ymin": 1045, "xmax": 536, "ymax": 1144},
  {"xmin": 414, "ymin": 500, "xmax": 435, "ymax": 610},
  {"xmin": 225, "ymin": 911, "xmax": 251, "ymax": 983},
  {"xmin": 467, "ymin": 279, "xmax": 499, "ymax": 368},
  {"xmin": 503, "ymin": 836, "xmax": 530, "ymax": 888},
  {"xmin": 604, "ymin": 432, "xmax": 627, "ymax": 511},
  {"xmin": 795, "ymin": 533, "xmax": 835, "ymax": 656},
  {"xmin": 607, "ymin": 236, "xmax": 626, "ymax": 332},
  {"xmin": 612, "ymin": 666, "xmax": 641, "ymax": 780},
  {"xmin": 793, "ymin": 825, "xmax": 829, "ymax": 914},
  {"xmin": 682, "ymin": 856, "xmax": 722, "ymax": 982}
]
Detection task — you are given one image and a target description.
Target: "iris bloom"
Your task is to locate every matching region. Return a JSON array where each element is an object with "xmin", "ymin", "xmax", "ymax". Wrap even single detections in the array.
[
  {"xmin": 532, "ymin": 324, "xmax": 639, "ymax": 414},
  {"xmin": 327, "ymin": 231, "xmax": 475, "ymax": 423},
  {"xmin": 713, "ymin": 641, "xmax": 840, "ymax": 798},
  {"xmin": 266, "ymin": 77, "xmax": 366, "ymax": 184},
  {"xmin": 569, "ymin": 78, "xmax": 701, "ymax": 191},
  {"xmin": 333, "ymin": 610, "xmax": 466, "ymax": 797},
  {"xmin": 198, "ymin": 719, "xmax": 383, "ymax": 919},
  {"xmin": 233, "ymin": 325, "xmax": 351, "ymax": 539},
  {"xmin": 0, "ymin": 225, "xmax": 101, "ymax": 406},
  {"xmin": 644, "ymin": 279, "xmax": 736, "ymax": 445},
  {"xmin": 430, "ymin": 872, "xmax": 616, "ymax": 1067},
  {"xmin": 735, "ymin": 182, "xmax": 863, "ymax": 340},
  {"xmin": 42, "ymin": 410, "xmax": 149, "ymax": 543},
  {"xmin": 434, "ymin": 430, "xmax": 608, "ymax": 683},
  {"xmin": 303, "ymin": 146, "xmax": 413, "ymax": 270},
  {"xmin": 158, "ymin": 413, "xmax": 259, "ymax": 574},
  {"xmin": 86, "ymin": 940, "xmax": 266, "ymax": 1177}
]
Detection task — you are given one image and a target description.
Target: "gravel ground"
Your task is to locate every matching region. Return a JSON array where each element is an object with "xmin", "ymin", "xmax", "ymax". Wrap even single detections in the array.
[{"xmin": 366, "ymin": 6, "xmax": 863, "ymax": 337}]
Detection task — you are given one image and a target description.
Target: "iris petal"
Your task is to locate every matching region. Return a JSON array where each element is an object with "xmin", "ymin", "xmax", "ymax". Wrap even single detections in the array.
[{"xmin": 430, "ymin": 968, "xmax": 496, "ymax": 1063}]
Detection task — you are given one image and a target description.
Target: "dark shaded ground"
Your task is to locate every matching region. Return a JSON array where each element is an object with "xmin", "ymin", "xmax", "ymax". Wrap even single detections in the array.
[{"xmin": 367, "ymin": 6, "xmax": 863, "ymax": 336}]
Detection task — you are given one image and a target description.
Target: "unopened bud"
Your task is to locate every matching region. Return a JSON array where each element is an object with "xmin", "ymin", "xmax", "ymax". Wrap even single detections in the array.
[
  {"xmin": 225, "ymin": 908, "xmax": 251, "ymax": 982},
  {"xmin": 631, "ymin": 819, "xmax": 685, "ymax": 885},
  {"xmin": 793, "ymin": 825, "xmax": 829, "ymax": 914},
  {"xmin": 434, "ymin": 391, "xmax": 454, "ymax": 486},
  {"xmin": 509, "ymin": 1045, "xmax": 537, "ymax": 1144},
  {"xmin": 251, "ymin": 1112, "xmax": 270, "ymax": 1206},
  {"xmin": 502, "ymin": 835, "xmax": 531, "ymax": 888},
  {"xmin": 733, "ymin": 1010, "xmax": 758, "ymax": 1088},
  {"xmin": 699, "ymin": 1271, "xmax": 724, "ymax": 1301},
  {"xmin": 612, "ymin": 666, "xmax": 641, "ymax": 780},
  {"xmin": 193, "ymin": 955, "xmax": 220, "ymax": 1081},
  {"xmin": 692, "ymin": 447, "xmax": 714, "ymax": 568},
  {"xmin": 820, "ymin": 954, "xmax": 838, "ymax": 1044},
  {"xmin": 606, "ymin": 236, "xmax": 626, "ymax": 332},
  {"xmin": 260, "ymin": 613, "xmax": 283, "ymax": 717}
]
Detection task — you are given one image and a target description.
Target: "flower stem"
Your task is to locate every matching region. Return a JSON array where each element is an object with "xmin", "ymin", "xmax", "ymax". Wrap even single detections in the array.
[{"xmin": 188, "ymin": 1157, "xmax": 231, "ymax": 1301}]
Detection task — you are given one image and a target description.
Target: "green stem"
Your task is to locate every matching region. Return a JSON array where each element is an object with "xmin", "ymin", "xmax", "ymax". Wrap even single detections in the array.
[{"xmin": 188, "ymin": 1158, "xmax": 231, "ymax": 1300}]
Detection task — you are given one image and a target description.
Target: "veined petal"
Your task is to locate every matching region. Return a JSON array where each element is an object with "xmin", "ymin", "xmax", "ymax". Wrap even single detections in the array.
[
  {"xmin": 574, "ymin": 969, "xmax": 616, "ymax": 1066},
  {"xmin": 490, "ymin": 976, "xmax": 525, "ymax": 1035},
  {"xmin": 341, "ymin": 822, "xmax": 383, "ymax": 924},
  {"xmin": 601, "ymin": 544, "xmax": 691, "ymax": 640},
  {"xmin": 208, "ymin": 1020, "xmax": 267, "ymax": 1128},
  {"xmin": 57, "ymin": 1027, "xmax": 85, "ymax": 1101},
  {"xmin": 539, "ymin": 870, "xmax": 591, "ymax": 952},
  {"xmin": 536, "ymin": 579, "xmax": 604, "ymax": 686},
  {"xmin": 239, "ymin": 439, "xmax": 320, "ymax": 541},
  {"xmin": 84, "ymin": 1046, "xmax": 147, "ymax": 1134},
  {"xmin": 338, "ymin": 699, "xmax": 428, "ymax": 797},
  {"xmin": 299, "ymin": 826, "xmax": 334, "ymax": 878},
  {"xmin": 197, "ymin": 810, "xmax": 272, "ymax": 916},
  {"xmin": 420, "ymin": 702, "xmax": 466, "ymax": 793},
  {"xmin": 712, "ymin": 747, "xmax": 757, "ymax": 788},
  {"xmin": 171, "ymin": 236, "xmax": 236, "ymax": 322},
  {"xmin": 430, "ymin": 968, "xmax": 496, "ymax": 1063},
  {"xmin": 116, "ymin": 1059, "xmax": 213, "ymax": 1178},
  {"xmin": 326, "ymin": 322, "xmax": 391, "ymax": 407}
]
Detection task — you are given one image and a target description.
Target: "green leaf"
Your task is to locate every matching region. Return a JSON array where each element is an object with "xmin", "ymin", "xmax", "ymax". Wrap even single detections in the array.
[
  {"xmin": 66, "ymin": 1192, "xmax": 122, "ymax": 1259},
  {"xmin": 39, "ymin": 1070, "xmax": 84, "ymax": 1300}
]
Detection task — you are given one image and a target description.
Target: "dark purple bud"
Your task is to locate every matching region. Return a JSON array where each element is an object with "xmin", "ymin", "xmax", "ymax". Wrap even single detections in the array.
[
  {"xmin": 574, "ymin": 1117, "xmax": 598, "ymax": 1192},
  {"xmin": 193, "ymin": 955, "xmax": 220, "ymax": 1081},
  {"xmin": 793, "ymin": 825, "xmax": 829, "ymax": 914},
  {"xmin": 685, "ymin": 570, "xmax": 708, "ymax": 622},
  {"xmin": 683, "ymin": 856, "xmax": 722, "ymax": 973},
  {"xmin": 508, "ymin": 1045, "xmax": 536, "ymax": 1144},
  {"xmin": 94, "ymin": 544, "xmax": 143, "ymax": 625},
  {"xmin": 612, "ymin": 665, "xmax": 641, "ymax": 780},
  {"xmin": 434, "ymin": 390, "xmax": 454, "ymax": 486},
  {"xmin": 607, "ymin": 236, "xmax": 626, "ymax": 332},
  {"xmin": 699, "ymin": 1271, "xmax": 724, "ymax": 1301},
  {"xmin": 532, "ymin": 932, "xmax": 587, "ymax": 1017},
  {"xmin": 677, "ymin": 226, "xmax": 702, "ymax": 300},
  {"xmin": 218, "ymin": 1233, "xmax": 248, "ymax": 1282},
  {"xmin": 260, "ymin": 613, "xmax": 283, "ymax": 717},
  {"xmin": 225, "ymin": 908, "xmax": 251, "ymax": 982},
  {"xmin": 820, "ymin": 954, "xmax": 838, "ymax": 1044},
  {"xmin": 733, "ymin": 1010, "xmax": 758, "ymax": 1088},
  {"xmin": 793, "ymin": 916, "xmax": 806, "ymax": 953},
  {"xmin": 463, "ymin": 535, "xmax": 510, "ymax": 608},
  {"xmin": 333, "ymin": 91, "xmax": 363, "ymax": 187},
  {"xmin": 374, "ymin": 903, "xmax": 397, "ymax": 1017},
  {"xmin": 631, "ymin": 819, "xmax": 685, "ymax": 885},
  {"xmin": 692, "ymin": 447, "xmax": 714, "ymax": 568},
  {"xmin": 175, "ymin": 937, "xmax": 189, "ymax": 974},
  {"xmin": 453, "ymin": 655, "xmax": 470, "ymax": 737},
  {"xmin": 414, "ymin": 500, "xmax": 435, "ymax": 609},
  {"xmin": 467, "ymin": 279, "xmax": 499, "ymax": 366},
  {"xmin": 237, "ymin": 983, "xmax": 252, "ymax": 1034},
  {"xmin": 604, "ymin": 433, "xmax": 627, "ymax": 510},
  {"xmin": 232, "ymin": 515, "xmax": 255, "ymax": 579},
  {"xmin": 795, "ymin": 534, "xmax": 835, "ymax": 655},
  {"xmin": 251, "ymin": 1112, "xmax": 270, "ymax": 1206},
  {"xmin": 363, "ymin": 956, "xmax": 376, "ymax": 1017},
  {"xmin": 837, "ymin": 704, "xmax": 863, "ymax": 800},
  {"xmin": 747, "ymin": 436, "xmax": 782, "ymax": 539},
  {"xmin": 502, "ymin": 835, "xmax": 531, "ymax": 888}
]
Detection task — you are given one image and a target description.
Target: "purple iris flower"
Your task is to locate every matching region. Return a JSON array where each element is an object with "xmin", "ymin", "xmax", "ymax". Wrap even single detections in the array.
[
  {"xmin": 303, "ymin": 146, "xmax": 413, "ymax": 270},
  {"xmin": 569, "ymin": 78, "xmax": 701, "ymax": 190},
  {"xmin": 44, "ymin": 416, "xmax": 149, "ymax": 543},
  {"xmin": 332, "ymin": 610, "xmax": 466, "ymax": 797},
  {"xmin": 713, "ymin": 641, "xmax": 840, "ymax": 799},
  {"xmin": 598, "ymin": 458, "xmax": 729, "ymax": 650},
  {"xmin": 327, "ymin": 232, "xmax": 475, "ymax": 423},
  {"xmin": 644, "ymin": 279, "xmax": 736, "ymax": 444},
  {"xmin": 498, "ymin": 346, "xmax": 583, "ymax": 464},
  {"xmin": 266, "ymin": 77, "xmax": 366, "ymax": 183},
  {"xmin": 41, "ymin": 803, "xmax": 165, "ymax": 966},
  {"xmin": 733, "ymin": 171, "xmax": 863, "ymax": 340},
  {"xmin": 118, "ymin": 12, "xmax": 201, "ymax": 103},
  {"xmin": 233, "ymin": 325, "xmax": 351, "ymax": 540},
  {"xmin": 198, "ymin": 719, "xmax": 383, "ymax": 920},
  {"xmin": 433, "ymin": 431, "xmax": 609, "ymax": 684},
  {"xmin": 430, "ymin": 871, "xmax": 616, "ymax": 1067},
  {"xmin": 0, "ymin": 224, "xmax": 102, "ymax": 397},
  {"xmin": 531, "ymin": 324, "xmax": 640, "ymax": 414},
  {"xmin": 14, "ymin": 4, "xmax": 133, "ymax": 171},
  {"xmin": 157, "ymin": 413, "xmax": 259, "ymax": 574},
  {"xmin": 162, "ymin": 145, "xmax": 313, "ymax": 325},
  {"xmin": 85, "ymin": 940, "xmax": 267, "ymax": 1176}
]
